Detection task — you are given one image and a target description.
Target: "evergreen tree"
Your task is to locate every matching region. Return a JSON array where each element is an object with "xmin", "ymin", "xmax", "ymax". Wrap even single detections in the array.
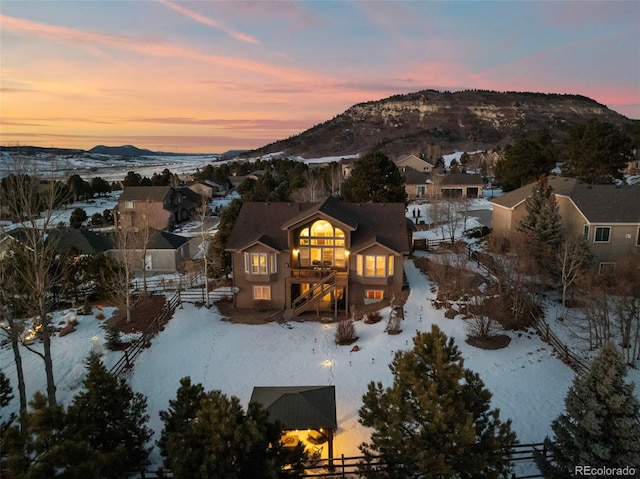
[
  {"xmin": 207, "ymin": 198, "xmax": 242, "ymax": 277},
  {"xmin": 69, "ymin": 207, "xmax": 87, "ymax": 228},
  {"xmin": 561, "ymin": 119, "xmax": 633, "ymax": 184},
  {"xmin": 494, "ymin": 131, "xmax": 557, "ymax": 192},
  {"xmin": 517, "ymin": 175, "xmax": 563, "ymax": 251},
  {"xmin": 358, "ymin": 325, "xmax": 516, "ymax": 479},
  {"xmin": 341, "ymin": 151, "xmax": 407, "ymax": 203},
  {"xmin": 0, "ymin": 368, "xmax": 14, "ymax": 430},
  {"xmin": 64, "ymin": 353, "xmax": 152, "ymax": 477},
  {"xmin": 159, "ymin": 380, "xmax": 307, "ymax": 479},
  {"xmin": 539, "ymin": 343, "xmax": 640, "ymax": 476}
]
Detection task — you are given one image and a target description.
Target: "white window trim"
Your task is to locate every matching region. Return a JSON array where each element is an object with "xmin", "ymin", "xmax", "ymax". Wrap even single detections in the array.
[
  {"xmin": 593, "ymin": 226, "xmax": 611, "ymax": 243},
  {"xmin": 356, "ymin": 254, "xmax": 394, "ymax": 278},
  {"xmin": 252, "ymin": 285, "xmax": 271, "ymax": 300},
  {"xmin": 636, "ymin": 227, "xmax": 640, "ymax": 247},
  {"xmin": 244, "ymin": 252, "xmax": 277, "ymax": 275}
]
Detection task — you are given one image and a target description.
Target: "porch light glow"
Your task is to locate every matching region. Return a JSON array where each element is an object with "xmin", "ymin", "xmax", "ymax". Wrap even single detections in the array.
[{"xmin": 292, "ymin": 248, "xmax": 299, "ymax": 255}]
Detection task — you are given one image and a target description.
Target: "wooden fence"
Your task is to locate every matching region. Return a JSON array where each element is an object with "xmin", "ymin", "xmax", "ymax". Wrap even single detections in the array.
[
  {"xmin": 466, "ymin": 248, "xmax": 589, "ymax": 376},
  {"xmin": 126, "ymin": 443, "xmax": 551, "ymax": 479},
  {"xmin": 533, "ymin": 317, "xmax": 589, "ymax": 375},
  {"xmin": 177, "ymin": 287, "xmax": 235, "ymax": 305},
  {"xmin": 130, "ymin": 272, "xmax": 204, "ymax": 294},
  {"xmin": 109, "ymin": 291, "xmax": 180, "ymax": 378}
]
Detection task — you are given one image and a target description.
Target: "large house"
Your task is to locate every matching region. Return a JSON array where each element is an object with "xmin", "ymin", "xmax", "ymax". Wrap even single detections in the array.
[
  {"xmin": 490, "ymin": 176, "xmax": 640, "ymax": 270},
  {"xmin": 226, "ymin": 196, "xmax": 413, "ymax": 319},
  {"xmin": 394, "ymin": 154, "xmax": 434, "ymax": 173},
  {"xmin": 115, "ymin": 186, "xmax": 197, "ymax": 231}
]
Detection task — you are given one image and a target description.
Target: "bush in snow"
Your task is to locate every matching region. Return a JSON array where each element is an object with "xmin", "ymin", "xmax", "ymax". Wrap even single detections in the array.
[{"xmin": 335, "ymin": 319, "xmax": 358, "ymax": 345}]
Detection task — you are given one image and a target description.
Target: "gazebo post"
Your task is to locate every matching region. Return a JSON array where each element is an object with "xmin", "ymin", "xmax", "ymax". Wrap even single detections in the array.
[{"xmin": 327, "ymin": 429, "xmax": 335, "ymax": 471}]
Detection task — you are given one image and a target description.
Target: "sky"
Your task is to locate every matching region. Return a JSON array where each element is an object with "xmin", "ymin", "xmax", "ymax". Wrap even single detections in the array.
[{"xmin": 1, "ymin": 1, "xmax": 639, "ymax": 154}]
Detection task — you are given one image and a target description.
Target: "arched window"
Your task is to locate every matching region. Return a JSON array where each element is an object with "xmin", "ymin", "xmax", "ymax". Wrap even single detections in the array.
[{"xmin": 298, "ymin": 220, "xmax": 345, "ymax": 268}]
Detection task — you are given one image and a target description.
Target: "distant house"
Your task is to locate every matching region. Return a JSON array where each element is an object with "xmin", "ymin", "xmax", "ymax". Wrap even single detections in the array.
[
  {"xmin": 226, "ymin": 196, "xmax": 413, "ymax": 318},
  {"xmin": 340, "ymin": 158, "xmax": 355, "ymax": 178},
  {"xmin": 394, "ymin": 154, "xmax": 434, "ymax": 173},
  {"xmin": 490, "ymin": 176, "xmax": 640, "ymax": 269},
  {"xmin": 186, "ymin": 180, "xmax": 229, "ymax": 199},
  {"xmin": 114, "ymin": 186, "xmax": 197, "ymax": 231},
  {"xmin": 438, "ymin": 173, "xmax": 484, "ymax": 198},
  {"xmin": 403, "ymin": 167, "xmax": 434, "ymax": 200}
]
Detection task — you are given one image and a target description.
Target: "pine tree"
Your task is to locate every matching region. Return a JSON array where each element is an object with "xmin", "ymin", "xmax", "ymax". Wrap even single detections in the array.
[
  {"xmin": 358, "ymin": 325, "xmax": 516, "ymax": 479},
  {"xmin": 0, "ymin": 368, "xmax": 15, "ymax": 430},
  {"xmin": 518, "ymin": 175, "xmax": 563, "ymax": 252},
  {"xmin": 341, "ymin": 151, "xmax": 407, "ymax": 204},
  {"xmin": 64, "ymin": 353, "xmax": 152, "ymax": 477},
  {"xmin": 539, "ymin": 343, "xmax": 640, "ymax": 476},
  {"xmin": 160, "ymin": 380, "xmax": 307, "ymax": 479}
]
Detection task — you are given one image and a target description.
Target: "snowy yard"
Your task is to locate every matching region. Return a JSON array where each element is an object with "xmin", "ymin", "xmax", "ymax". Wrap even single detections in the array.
[{"xmin": 1, "ymin": 202, "xmax": 593, "ymax": 476}]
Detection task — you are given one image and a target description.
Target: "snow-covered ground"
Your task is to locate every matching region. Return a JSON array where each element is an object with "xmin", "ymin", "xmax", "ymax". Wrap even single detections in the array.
[{"xmin": 2, "ymin": 256, "xmax": 583, "ymax": 476}]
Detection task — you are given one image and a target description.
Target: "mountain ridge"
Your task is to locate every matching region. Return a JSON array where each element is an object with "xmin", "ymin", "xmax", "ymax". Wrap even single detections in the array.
[{"xmin": 247, "ymin": 89, "xmax": 635, "ymax": 158}]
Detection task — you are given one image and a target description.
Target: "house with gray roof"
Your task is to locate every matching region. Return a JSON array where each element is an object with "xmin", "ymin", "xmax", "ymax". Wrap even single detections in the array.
[
  {"xmin": 114, "ymin": 186, "xmax": 196, "ymax": 232},
  {"xmin": 226, "ymin": 196, "xmax": 413, "ymax": 318},
  {"xmin": 490, "ymin": 176, "xmax": 640, "ymax": 269}
]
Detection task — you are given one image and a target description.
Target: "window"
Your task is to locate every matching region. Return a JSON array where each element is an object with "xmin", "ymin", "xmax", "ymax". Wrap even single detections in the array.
[
  {"xmin": 253, "ymin": 286, "xmax": 271, "ymax": 300},
  {"xmin": 365, "ymin": 290, "xmax": 384, "ymax": 300},
  {"xmin": 583, "ymin": 225, "xmax": 589, "ymax": 241},
  {"xmin": 298, "ymin": 220, "xmax": 346, "ymax": 268},
  {"xmin": 636, "ymin": 227, "xmax": 640, "ymax": 247},
  {"xmin": 598, "ymin": 263, "xmax": 616, "ymax": 275},
  {"xmin": 416, "ymin": 185, "xmax": 426, "ymax": 196},
  {"xmin": 594, "ymin": 227, "xmax": 611, "ymax": 243},
  {"xmin": 244, "ymin": 253, "xmax": 277, "ymax": 274},
  {"xmin": 356, "ymin": 254, "xmax": 394, "ymax": 278},
  {"xmin": 124, "ymin": 201, "xmax": 134, "ymax": 209}
]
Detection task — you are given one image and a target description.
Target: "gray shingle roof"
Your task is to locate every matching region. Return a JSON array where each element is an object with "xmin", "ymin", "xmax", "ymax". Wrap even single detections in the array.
[
  {"xmin": 48, "ymin": 228, "xmax": 114, "ymax": 254},
  {"xmin": 403, "ymin": 167, "xmax": 431, "ymax": 184},
  {"xmin": 440, "ymin": 173, "xmax": 484, "ymax": 186},
  {"xmin": 147, "ymin": 230, "xmax": 189, "ymax": 249},
  {"xmin": 490, "ymin": 176, "xmax": 640, "ymax": 223},
  {"xmin": 250, "ymin": 386, "xmax": 337, "ymax": 430},
  {"xmin": 490, "ymin": 176, "xmax": 582, "ymax": 209}
]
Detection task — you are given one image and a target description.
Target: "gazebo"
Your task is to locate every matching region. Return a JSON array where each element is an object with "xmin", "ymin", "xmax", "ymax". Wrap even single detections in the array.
[{"xmin": 250, "ymin": 385, "xmax": 337, "ymax": 463}]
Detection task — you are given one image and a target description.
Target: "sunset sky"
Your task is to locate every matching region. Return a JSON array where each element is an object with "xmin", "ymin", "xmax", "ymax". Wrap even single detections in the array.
[{"xmin": 1, "ymin": 1, "xmax": 639, "ymax": 153}]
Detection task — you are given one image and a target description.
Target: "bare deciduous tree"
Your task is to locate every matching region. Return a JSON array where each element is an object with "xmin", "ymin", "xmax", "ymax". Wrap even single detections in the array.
[
  {"xmin": 0, "ymin": 160, "xmax": 68, "ymax": 408},
  {"xmin": 557, "ymin": 235, "xmax": 591, "ymax": 307}
]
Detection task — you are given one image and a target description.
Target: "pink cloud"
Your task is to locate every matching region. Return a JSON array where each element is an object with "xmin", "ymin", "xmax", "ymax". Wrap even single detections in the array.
[
  {"xmin": 157, "ymin": 0, "xmax": 258, "ymax": 44},
  {"xmin": 0, "ymin": 14, "xmax": 323, "ymax": 83}
]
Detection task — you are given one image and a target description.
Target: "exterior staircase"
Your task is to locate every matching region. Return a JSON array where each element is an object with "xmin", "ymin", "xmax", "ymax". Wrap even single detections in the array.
[{"xmin": 290, "ymin": 271, "xmax": 337, "ymax": 317}]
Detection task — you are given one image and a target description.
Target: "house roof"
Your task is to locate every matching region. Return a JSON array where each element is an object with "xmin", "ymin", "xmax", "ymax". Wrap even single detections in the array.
[
  {"xmin": 49, "ymin": 228, "xmax": 114, "ymax": 254},
  {"xmin": 147, "ymin": 230, "xmax": 190, "ymax": 249},
  {"xmin": 118, "ymin": 186, "xmax": 173, "ymax": 202},
  {"xmin": 226, "ymin": 197, "xmax": 411, "ymax": 254},
  {"xmin": 178, "ymin": 186, "xmax": 203, "ymax": 206},
  {"xmin": 490, "ymin": 176, "xmax": 640, "ymax": 223},
  {"xmin": 440, "ymin": 173, "xmax": 484, "ymax": 186},
  {"xmin": 394, "ymin": 155, "xmax": 434, "ymax": 169},
  {"xmin": 490, "ymin": 176, "xmax": 582, "ymax": 209},
  {"xmin": 568, "ymin": 184, "xmax": 640, "ymax": 223},
  {"xmin": 250, "ymin": 386, "xmax": 337, "ymax": 430},
  {"xmin": 402, "ymin": 167, "xmax": 431, "ymax": 185}
]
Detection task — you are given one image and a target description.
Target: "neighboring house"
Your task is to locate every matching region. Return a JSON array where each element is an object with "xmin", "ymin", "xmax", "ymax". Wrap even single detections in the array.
[
  {"xmin": 115, "ymin": 186, "xmax": 197, "ymax": 231},
  {"xmin": 624, "ymin": 158, "xmax": 640, "ymax": 176},
  {"xmin": 394, "ymin": 154, "xmax": 434, "ymax": 173},
  {"xmin": 403, "ymin": 167, "xmax": 434, "ymax": 200},
  {"xmin": 226, "ymin": 196, "xmax": 413, "ymax": 318},
  {"xmin": 47, "ymin": 227, "xmax": 191, "ymax": 274},
  {"xmin": 402, "ymin": 169, "xmax": 483, "ymax": 199},
  {"xmin": 490, "ymin": 176, "xmax": 640, "ymax": 269},
  {"xmin": 109, "ymin": 229, "xmax": 191, "ymax": 273},
  {"xmin": 186, "ymin": 180, "xmax": 229, "ymax": 198},
  {"xmin": 438, "ymin": 173, "xmax": 484, "ymax": 198}
]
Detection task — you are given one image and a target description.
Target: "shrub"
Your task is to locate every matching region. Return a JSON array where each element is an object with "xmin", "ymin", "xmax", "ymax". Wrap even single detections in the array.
[
  {"xmin": 364, "ymin": 311, "xmax": 382, "ymax": 324},
  {"xmin": 105, "ymin": 325, "xmax": 123, "ymax": 350},
  {"xmin": 335, "ymin": 319, "xmax": 357, "ymax": 345}
]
